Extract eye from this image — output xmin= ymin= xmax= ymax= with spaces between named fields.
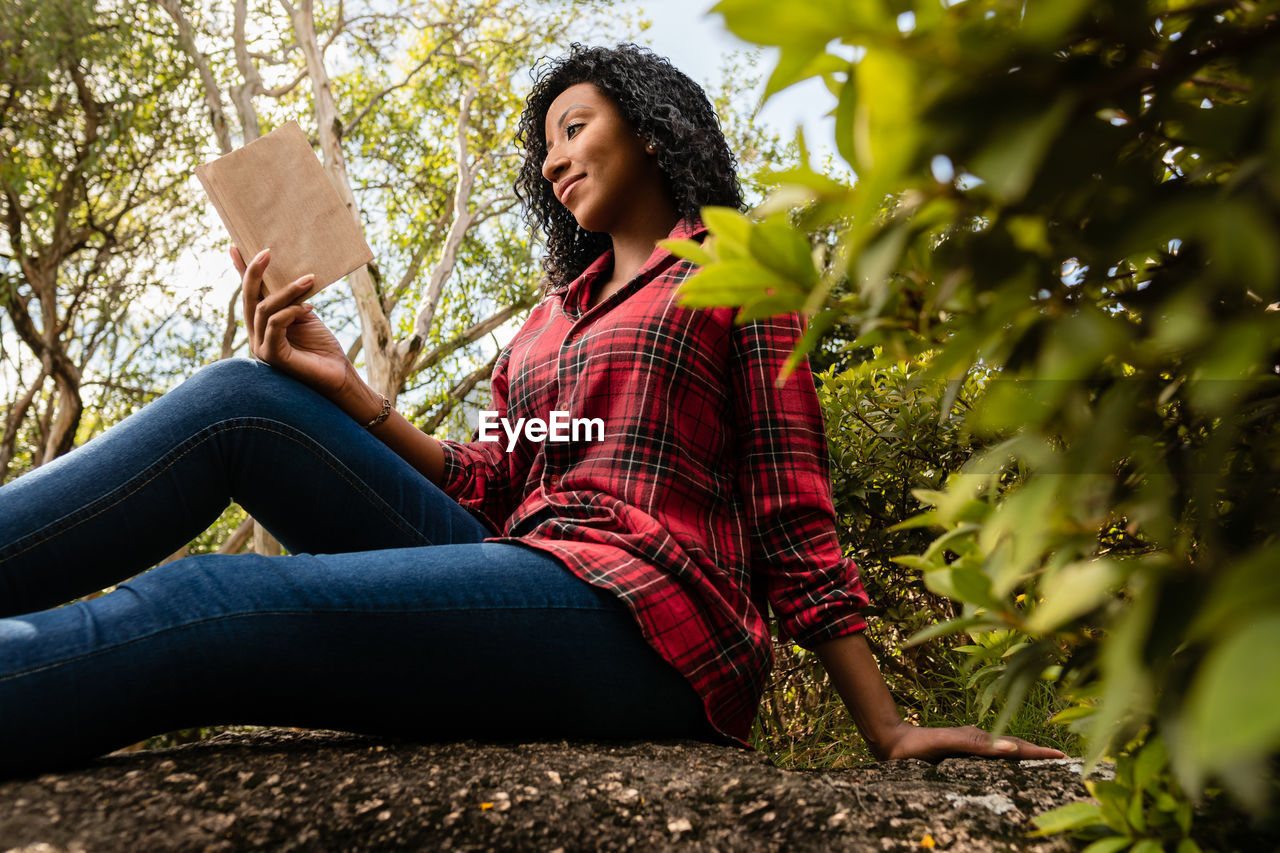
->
xmin=565 ymin=122 xmax=584 ymax=140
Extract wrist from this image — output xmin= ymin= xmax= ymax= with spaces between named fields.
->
xmin=328 ymin=365 xmax=384 ymax=424
xmin=867 ymin=718 xmax=914 ymax=761
xmin=363 ymin=394 xmax=392 ymax=429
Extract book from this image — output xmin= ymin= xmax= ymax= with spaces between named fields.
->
xmin=195 ymin=120 xmax=374 ymax=301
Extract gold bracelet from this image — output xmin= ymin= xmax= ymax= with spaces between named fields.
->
xmin=364 ymin=395 xmax=392 ymax=429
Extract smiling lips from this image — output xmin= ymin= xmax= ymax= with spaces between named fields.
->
xmin=557 ymin=174 xmax=585 ymax=204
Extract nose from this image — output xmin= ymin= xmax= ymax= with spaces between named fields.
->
xmin=542 ymin=146 xmax=568 ymax=184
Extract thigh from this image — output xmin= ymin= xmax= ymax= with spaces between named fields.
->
xmin=0 ymin=543 xmax=710 ymax=777
xmin=0 ymin=358 xmax=492 ymax=615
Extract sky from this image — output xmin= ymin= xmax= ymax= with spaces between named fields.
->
xmin=637 ymin=0 xmax=836 ymax=151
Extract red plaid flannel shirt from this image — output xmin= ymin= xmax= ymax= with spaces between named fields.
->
xmin=438 ymin=218 xmax=868 ymax=743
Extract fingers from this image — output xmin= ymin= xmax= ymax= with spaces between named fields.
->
xmin=254 ymin=274 xmax=315 ymax=330
xmin=252 ymin=275 xmax=316 ymax=360
xmin=256 ymin=301 xmax=314 ymax=363
xmin=996 ymin=736 xmax=1068 ymax=760
xmin=239 ymin=249 xmax=313 ymax=360
xmin=240 ymin=247 xmax=270 ymax=348
xmin=889 ymin=725 xmax=1069 ymax=762
xmin=965 ymin=728 xmax=1067 ymax=761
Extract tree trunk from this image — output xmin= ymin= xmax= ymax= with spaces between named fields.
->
xmin=253 ymin=524 xmax=283 ymax=556
xmin=288 ymin=0 xmax=396 ymax=399
xmin=41 ymin=372 xmax=82 ymax=462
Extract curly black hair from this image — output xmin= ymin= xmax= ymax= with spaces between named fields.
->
xmin=515 ymin=43 xmax=744 ymax=291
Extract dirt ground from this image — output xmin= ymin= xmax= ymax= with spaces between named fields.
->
xmin=0 ymin=729 xmax=1271 ymax=851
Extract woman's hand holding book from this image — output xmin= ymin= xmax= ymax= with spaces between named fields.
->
xmin=232 ymin=245 xmax=383 ymax=425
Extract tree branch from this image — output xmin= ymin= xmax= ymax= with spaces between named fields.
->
xmin=155 ymin=0 xmax=234 ymax=153
xmin=417 ymin=348 xmax=499 ymax=430
xmin=409 ymin=298 xmax=531 ymax=377
xmin=402 ymin=80 xmax=480 ymax=359
xmin=344 ymin=38 xmax=450 ymax=138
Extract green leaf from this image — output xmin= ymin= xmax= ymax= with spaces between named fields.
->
xmin=851 ymin=47 xmax=918 ymax=179
xmin=905 ymin=616 xmax=986 ymax=647
xmin=922 ymin=566 xmax=961 ymax=600
xmin=1126 ymin=787 xmax=1146 ymax=834
xmin=832 ymin=55 xmax=859 ymax=171
xmin=1130 ymin=840 xmax=1164 ymax=853
xmin=764 ymin=46 xmax=849 ymax=100
xmin=659 ymin=238 xmax=714 ymax=267
xmin=1031 ymin=801 xmax=1105 ymax=835
xmin=1207 ymin=200 xmax=1280 ymax=297
xmin=676 ymin=260 xmax=795 ymax=308
xmin=923 ymin=522 xmax=982 ymax=561
xmin=855 ymin=222 xmax=909 ymax=313
xmin=991 ymin=646 xmax=1048 ymax=736
xmin=891 ymin=554 xmax=937 ymax=572
xmin=1184 ymin=615 xmax=1280 ymax=768
xmin=1026 ymin=559 xmax=1127 ymax=634
xmin=712 ymin=0 xmax=891 ymax=49
xmin=1090 ymin=780 xmax=1132 ymax=835
xmin=1175 ymin=799 xmax=1192 ymax=835
xmin=951 ymin=566 xmax=1001 ymax=610
xmin=888 ymin=510 xmax=941 ymax=532
xmin=1080 ymin=838 xmax=1133 ymax=853
xmin=970 ymin=96 xmax=1074 ymax=202
xmin=736 ymin=291 xmax=809 ymax=321
xmin=748 ymin=218 xmax=818 ymax=286
xmin=1187 ymin=544 xmax=1280 ymax=643
xmin=780 ymin=305 xmax=837 ymax=380
xmin=1132 ymin=737 xmax=1167 ymax=797
xmin=1020 ymin=0 xmax=1095 ymax=46
xmin=1050 ymin=704 xmax=1096 ymax=724
xmin=700 ymin=206 xmax=754 ymax=256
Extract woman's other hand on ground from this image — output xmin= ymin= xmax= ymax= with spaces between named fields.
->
xmin=232 ymin=246 xmax=377 ymax=418
xmin=873 ymin=722 xmax=1068 ymax=762
xmin=812 ymin=633 xmax=1069 ymax=765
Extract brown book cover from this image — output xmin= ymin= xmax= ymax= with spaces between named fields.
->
xmin=195 ymin=120 xmax=374 ymax=301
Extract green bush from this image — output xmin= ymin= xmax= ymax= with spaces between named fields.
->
xmin=753 ymin=354 xmax=1077 ymax=765
xmin=676 ymin=0 xmax=1280 ymax=824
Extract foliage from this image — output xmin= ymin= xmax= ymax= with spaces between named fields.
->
xmin=820 ymin=357 xmax=975 ymax=713
xmin=675 ymin=0 xmax=1280 ymax=818
xmin=753 ymin=352 xmax=1077 ymax=765
xmin=1033 ymin=737 xmax=1203 ymax=853
xmin=0 ymin=0 xmax=206 ymax=477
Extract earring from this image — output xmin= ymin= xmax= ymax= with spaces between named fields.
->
xmin=645 ymin=141 xmax=657 ymax=154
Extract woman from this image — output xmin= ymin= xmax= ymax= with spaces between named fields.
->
xmin=0 ymin=44 xmax=1063 ymax=776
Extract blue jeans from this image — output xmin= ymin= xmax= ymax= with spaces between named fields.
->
xmin=0 ymin=359 xmax=709 ymax=776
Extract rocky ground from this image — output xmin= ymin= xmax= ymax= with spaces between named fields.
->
xmin=0 ymin=729 xmax=1271 ymax=851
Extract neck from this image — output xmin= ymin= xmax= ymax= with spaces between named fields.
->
xmin=607 ymin=212 xmax=680 ymax=285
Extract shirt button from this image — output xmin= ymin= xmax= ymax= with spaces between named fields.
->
xmin=549 ymin=475 xmax=561 ymax=489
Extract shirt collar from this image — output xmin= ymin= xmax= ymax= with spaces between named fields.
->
xmin=566 ymin=217 xmax=709 ymax=314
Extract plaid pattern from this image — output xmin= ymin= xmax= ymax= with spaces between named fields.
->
xmin=438 ymin=219 xmax=868 ymax=743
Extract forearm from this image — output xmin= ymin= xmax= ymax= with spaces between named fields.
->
xmin=366 ymin=410 xmax=446 ymax=483
xmin=811 ymin=632 xmax=907 ymax=760
xmin=327 ymin=365 xmax=447 ymax=485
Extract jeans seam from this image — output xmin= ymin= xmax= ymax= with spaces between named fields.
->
xmin=0 ymin=604 xmax=621 ymax=681
xmin=0 ymin=418 xmax=431 ymax=565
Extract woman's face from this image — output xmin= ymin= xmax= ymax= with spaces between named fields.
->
xmin=541 ymin=82 xmax=667 ymax=236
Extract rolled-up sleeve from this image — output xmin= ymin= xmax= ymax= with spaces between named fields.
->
xmin=729 ymin=311 xmax=869 ymax=647
xmin=437 ymin=346 xmax=518 ymax=533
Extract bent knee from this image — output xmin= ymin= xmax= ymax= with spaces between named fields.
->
xmin=187 ymin=357 xmax=266 ymax=391
xmin=178 ymin=358 xmax=321 ymax=419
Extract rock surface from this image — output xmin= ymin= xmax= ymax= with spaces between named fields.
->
xmin=0 ymin=729 xmax=1132 ymax=851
